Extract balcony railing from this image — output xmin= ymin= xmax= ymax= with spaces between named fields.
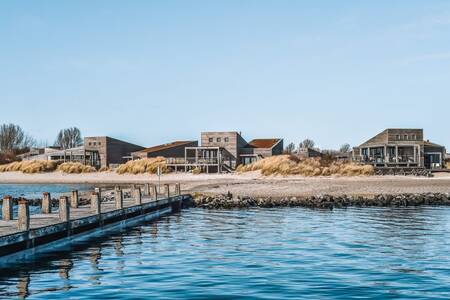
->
xmin=353 ymin=155 xmax=418 ymax=164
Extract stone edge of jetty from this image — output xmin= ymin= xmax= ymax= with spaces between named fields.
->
xmin=191 ymin=193 xmax=450 ymax=209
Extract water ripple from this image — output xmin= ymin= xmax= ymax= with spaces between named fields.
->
xmin=1 ymin=207 xmax=450 ymax=299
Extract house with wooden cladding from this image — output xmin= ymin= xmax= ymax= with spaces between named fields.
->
xmin=352 ymin=129 xmax=446 ymax=170
xmin=182 ymin=132 xmax=283 ymax=173
xmin=131 ymin=141 xmax=198 ymax=169
xmin=83 ymin=136 xmax=145 ymax=168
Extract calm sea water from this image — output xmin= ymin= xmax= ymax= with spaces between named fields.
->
xmin=0 ymin=184 xmax=94 ymax=217
xmin=0 ymin=184 xmax=93 ymax=199
xmin=1 ymin=207 xmax=450 ymax=299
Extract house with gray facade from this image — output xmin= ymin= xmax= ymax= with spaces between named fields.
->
xmin=352 ymin=128 xmax=446 ymax=170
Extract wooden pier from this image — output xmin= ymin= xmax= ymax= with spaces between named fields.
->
xmin=0 ymin=183 xmax=190 ymax=263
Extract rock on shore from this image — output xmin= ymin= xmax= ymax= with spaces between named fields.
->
xmin=193 ymin=193 xmax=450 ymax=209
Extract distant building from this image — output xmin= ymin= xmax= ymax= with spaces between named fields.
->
xmin=180 ymin=132 xmax=283 ymax=173
xmin=17 ymin=147 xmax=60 ymax=161
xmin=352 ymin=129 xmax=446 ymax=170
xmin=297 ymin=147 xmax=322 ymax=159
xmin=132 ymin=140 xmax=198 ymax=164
xmin=84 ymin=136 xmax=144 ymax=168
xmin=18 ymin=136 xmax=144 ymax=169
xmin=240 ymin=139 xmax=284 ymax=165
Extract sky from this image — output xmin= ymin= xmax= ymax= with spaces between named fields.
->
xmin=1 ymin=1 xmax=450 ymax=150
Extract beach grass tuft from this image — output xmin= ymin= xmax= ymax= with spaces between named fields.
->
xmin=116 ymin=157 xmax=167 ymax=175
xmin=57 ymin=162 xmax=96 ymax=173
xmin=236 ymin=155 xmax=374 ymax=176
xmin=0 ymin=160 xmax=59 ymax=173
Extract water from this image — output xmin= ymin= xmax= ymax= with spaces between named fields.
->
xmin=1 ymin=207 xmax=450 ymax=299
xmin=0 ymin=184 xmax=93 ymax=199
xmin=0 ymin=184 xmax=94 ymax=217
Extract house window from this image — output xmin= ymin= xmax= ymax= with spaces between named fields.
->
xmin=88 ymin=142 xmax=91 ymax=146
xmin=224 ymin=137 xmax=229 ymax=142
xmin=98 ymin=142 xmax=101 ymax=145
xmin=93 ymin=142 xmax=97 ymax=146
xmin=396 ymin=135 xmax=400 ymax=140
xmin=217 ymin=137 xmax=221 ymax=142
xmin=209 ymin=138 xmax=213 ymax=143
xmin=412 ymin=134 xmax=416 ymax=140
xmin=404 ymin=135 xmax=408 ymax=140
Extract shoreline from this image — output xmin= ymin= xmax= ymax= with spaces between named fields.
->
xmin=1 ymin=171 xmax=450 ymax=198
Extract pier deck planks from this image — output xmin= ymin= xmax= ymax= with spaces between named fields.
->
xmin=0 ymin=196 xmax=159 ymax=237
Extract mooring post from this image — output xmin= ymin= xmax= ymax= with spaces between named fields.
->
xmin=115 ymin=186 xmax=123 ymax=209
xmin=152 ymin=185 xmax=158 ymax=200
xmin=91 ymin=192 xmax=101 ymax=214
xmin=144 ymin=183 xmax=151 ymax=196
xmin=59 ymin=196 xmax=70 ymax=222
xmin=18 ymin=198 xmax=30 ymax=231
xmin=176 ymin=183 xmax=181 ymax=195
xmin=42 ymin=192 xmax=52 ymax=214
xmin=134 ymin=186 xmax=142 ymax=205
xmin=165 ymin=184 xmax=170 ymax=198
xmin=95 ymin=187 xmax=102 ymax=201
xmin=2 ymin=195 xmax=13 ymax=221
xmin=71 ymin=190 xmax=79 ymax=208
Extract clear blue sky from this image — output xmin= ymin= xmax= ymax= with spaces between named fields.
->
xmin=1 ymin=1 xmax=450 ymax=149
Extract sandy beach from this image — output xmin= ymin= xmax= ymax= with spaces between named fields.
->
xmin=1 ymin=171 xmax=450 ymax=197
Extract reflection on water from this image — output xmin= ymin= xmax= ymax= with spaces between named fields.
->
xmin=1 ymin=207 xmax=450 ymax=299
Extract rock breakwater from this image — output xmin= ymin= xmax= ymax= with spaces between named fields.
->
xmin=193 ymin=193 xmax=450 ymax=209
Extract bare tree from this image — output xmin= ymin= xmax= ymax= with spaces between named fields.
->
xmin=299 ymin=138 xmax=315 ymax=149
xmin=0 ymin=123 xmax=35 ymax=154
xmin=284 ymin=142 xmax=296 ymax=154
xmin=54 ymin=127 xmax=83 ymax=149
xmin=339 ymin=143 xmax=351 ymax=153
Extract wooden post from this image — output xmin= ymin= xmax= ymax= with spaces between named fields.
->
xmin=91 ymin=192 xmax=101 ymax=214
xmin=2 ymin=195 xmax=13 ymax=221
xmin=18 ymin=198 xmax=30 ymax=231
xmin=144 ymin=183 xmax=151 ymax=196
xmin=115 ymin=187 xmax=123 ymax=209
xmin=42 ymin=192 xmax=52 ymax=214
xmin=134 ymin=186 xmax=142 ymax=205
xmin=152 ymin=185 xmax=158 ymax=200
xmin=71 ymin=190 xmax=79 ymax=208
xmin=164 ymin=184 xmax=170 ymax=198
xmin=95 ymin=187 xmax=102 ymax=200
xmin=59 ymin=196 xmax=70 ymax=222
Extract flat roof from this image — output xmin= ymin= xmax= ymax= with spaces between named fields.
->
xmin=246 ymin=139 xmax=281 ymax=149
xmin=136 ymin=141 xmax=196 ymax=154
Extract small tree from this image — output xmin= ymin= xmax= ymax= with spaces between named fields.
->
xmin=284 ymin=142 xmax=296 ymax=154
xmin=54 ymin=127 xmax=83 ymax=149
xmin=299 ymin=138 xmax=315 ymax=149
xmin=0 ymin=123 xmax=35 ymax=154
xmin=339 ymin=143 xmax=351 ymax=153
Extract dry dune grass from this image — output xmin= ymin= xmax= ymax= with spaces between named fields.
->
xmin=0 ymin=160 xmax=58 ymax=174
xmin=236 ymin=155 xmax=374 ymax=177
xmin=116 ymin=157 xmax=167 ymax=175
xmin=57 ymin=162 xmax=96 ymax=174
xmin=98 ymin=166 xmax=112 ymax=172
